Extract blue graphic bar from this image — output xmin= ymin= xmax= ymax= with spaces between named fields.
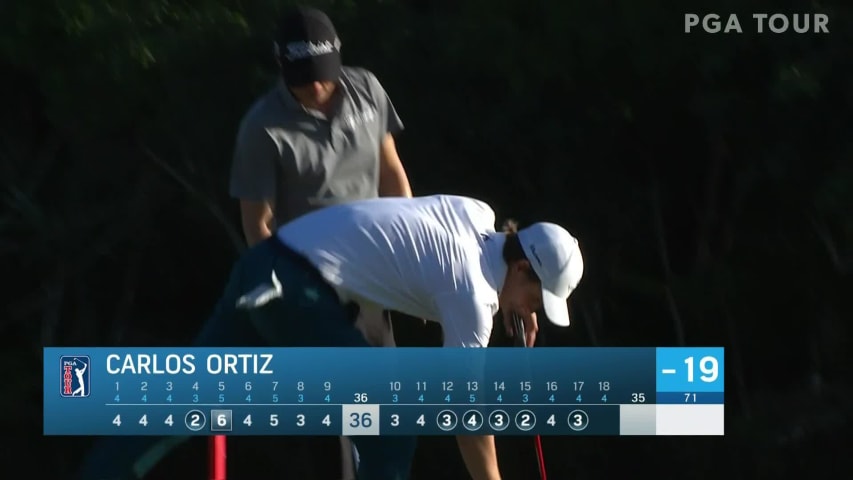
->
xmin=44 ymin=347 xmax=724 ymax=436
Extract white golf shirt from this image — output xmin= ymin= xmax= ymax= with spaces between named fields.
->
xmin=277 ymin=195 xmax=507 ymax=347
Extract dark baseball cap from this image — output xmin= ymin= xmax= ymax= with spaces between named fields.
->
xmin=275 ymin=7 xmax=342 ymax=87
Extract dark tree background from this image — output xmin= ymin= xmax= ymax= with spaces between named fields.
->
xmin=2 ymin=0 xmax=851 ymax=478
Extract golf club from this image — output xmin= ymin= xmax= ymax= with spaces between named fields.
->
xmin=513 ymin=313 xmax=547 ymax=480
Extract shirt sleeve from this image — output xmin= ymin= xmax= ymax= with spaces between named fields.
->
xmin=229 ymin=118 xmax=280 ymax=202
xmin=473 ymin=201 xmax=497 ymax=233
xmin=433 ymin=292 xmax=496 ymax=348
xmin=368 ymin=72 xmax=404 ymax=136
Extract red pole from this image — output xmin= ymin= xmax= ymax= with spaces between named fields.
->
xmin=208 ymin=435 xmax=227 ymax=480
xmin=534 ymin=435 xmax=546 ymax=480
xmin=513 ymin=315 xmax=547 ymax=480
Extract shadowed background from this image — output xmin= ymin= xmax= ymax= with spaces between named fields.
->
xmin=2 ymin=0 xmax=851 ymax=478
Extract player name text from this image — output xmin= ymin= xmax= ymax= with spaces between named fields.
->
xmin=106 ymin=353 xmax=275 ymax=375
xmin=685 ymin=13 xmax=829 ymax=33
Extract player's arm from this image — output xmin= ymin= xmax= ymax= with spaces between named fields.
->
xmin=369 ymin=71 xmax=411 ymax=198
xmin=456 ymin=435 xmax=501 ymax=480
xmin=239 ymin=201 xmax=274 ymax=247
xmin=378 ymin=133 xmax=412 ymax=198
xmin=230 ymin=120 xmax=280 ymax=246
xmin=434 ymin=293 xmax=500 ymax=478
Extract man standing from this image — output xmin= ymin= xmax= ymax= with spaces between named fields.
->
xmin=77 ymin=194 xmax=585 ymax=480
xmin=230 ymin=5 xmax=412 ymax=243
xmin=228 ymin=6 xmax=414 ymax=477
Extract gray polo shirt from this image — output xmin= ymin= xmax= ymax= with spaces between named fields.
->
xmin=230 ymin=67 xmax=404 ymax=226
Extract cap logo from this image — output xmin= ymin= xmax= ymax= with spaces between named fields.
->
xmin=529 ymin=244 xmax=543 ymax=267
xmin=280 ymin=38 xmax=341 ymax=61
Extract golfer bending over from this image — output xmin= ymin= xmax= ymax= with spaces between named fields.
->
xmin=78 ymin=194 xmax=583 ymax=480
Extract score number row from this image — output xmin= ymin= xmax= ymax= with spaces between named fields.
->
xmin=100 ymin=404 xmax=609 ymax=436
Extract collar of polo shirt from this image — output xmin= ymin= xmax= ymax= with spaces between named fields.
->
xmin=278 ymin=78 xmax=346 ymax=120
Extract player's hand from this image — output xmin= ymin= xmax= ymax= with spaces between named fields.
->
xmin=503 ymin=310 xmax=538 ymax=347
xmin=521 ymin=311 xmax=538 ymax=347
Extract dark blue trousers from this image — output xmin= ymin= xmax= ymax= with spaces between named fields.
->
xmin=77 ymin=238 xmax=417 ymax=480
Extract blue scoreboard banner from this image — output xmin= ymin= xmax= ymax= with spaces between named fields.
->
xmin=45 ymin=347 xmax=724 ymax=436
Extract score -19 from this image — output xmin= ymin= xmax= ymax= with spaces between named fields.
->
xmin=684 ymin=356 xmax=719 ymax=382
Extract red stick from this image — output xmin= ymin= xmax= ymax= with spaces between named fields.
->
xmin=513 ymin=314 xmax=547 ymax=480
xmin=209 ymin=435 xmax=227 ymax=480
xmin=534 ymin=435 xmax=546 ymax=480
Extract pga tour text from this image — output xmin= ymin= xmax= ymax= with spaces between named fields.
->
xmin=105 ymin=353 xmax=275 ymax=375
xmin=685 ymin=13 xmax=829 ymax=33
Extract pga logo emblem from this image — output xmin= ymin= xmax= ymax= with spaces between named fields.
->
xmin=61 ymin=355 xmax=91 ymax=398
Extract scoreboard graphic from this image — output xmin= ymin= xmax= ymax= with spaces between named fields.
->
xmin=44 ymin=347 xmax=724 ymax=436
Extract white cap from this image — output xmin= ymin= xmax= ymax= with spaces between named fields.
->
xmin=516 ymin=223 xmax=584 ymax=327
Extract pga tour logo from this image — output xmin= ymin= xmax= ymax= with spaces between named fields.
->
xmin=60 ymin=355 xmax=90 ymax=398
xmin=685 ymin=13 xmax=829 ymax=33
